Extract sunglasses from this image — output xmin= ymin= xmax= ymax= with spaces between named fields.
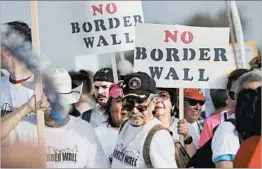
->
xmin=185 ymin=98 xmax=205 ymax=106
xmin=228 ymin=91 xmax=235 ymax=100
xmin=122 ymin=103 xmax=149 ymax=112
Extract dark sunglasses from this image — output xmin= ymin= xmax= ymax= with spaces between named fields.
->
xmin=185 ymin=98 xmax=205 ymax=106
xmin=122 ymin=103 xmax=149 ymax=112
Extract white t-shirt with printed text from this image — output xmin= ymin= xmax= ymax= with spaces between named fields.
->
xmin=8 ymin=115 xmax=110 ymax=168
xmin=0 ymin=75 xmax=34 ymax=117
xmin=211 ymin=114 xmax=240 ymax=163
xmin=111 ymin=118 xmax=177 ymax=168
xmin=94 ymin=125 xmax=119 ymax=165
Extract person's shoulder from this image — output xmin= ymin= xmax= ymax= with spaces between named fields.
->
xmin=213 ymin=119 xmax=236 ymax=141
xmin=216 ymin=120 xmax=235 ymax=133
xmin=151 ymin=124 xmax=173 ymax=140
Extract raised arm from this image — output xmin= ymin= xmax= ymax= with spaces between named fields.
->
xmin=1 ymin=95 xmax=50 ymax=142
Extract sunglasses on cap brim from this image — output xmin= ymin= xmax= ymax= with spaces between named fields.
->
xmin=184 ymin=98 xmax=205 ymax=106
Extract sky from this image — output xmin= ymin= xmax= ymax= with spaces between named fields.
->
xmin=1 ymin=1 xmax=262 ymax=71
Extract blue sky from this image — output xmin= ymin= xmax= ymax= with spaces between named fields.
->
xmin=1 ymin=1 xmax=261 ymax=71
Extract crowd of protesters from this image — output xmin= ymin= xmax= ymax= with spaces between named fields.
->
xmin=1 ymin=21 xmax=261 ymax=168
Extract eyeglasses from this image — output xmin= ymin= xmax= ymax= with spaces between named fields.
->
xmin=185 ymin=98 xmax=205 ymax=106
xmin=228 ymin=91 xmax=235 ymax=100
xmin=157 ymin=92 xmax=171 ymax=101
xmin=122 ymin=103 xmax=149 ymax=112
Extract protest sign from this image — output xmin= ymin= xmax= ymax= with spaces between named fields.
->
xmin=229 ymin=41 xmax=258 ymax=69
xmin=134 ymin=23 xmax=236 ymax=89
xmin=70 ymin=1 xmax=144 ymax=56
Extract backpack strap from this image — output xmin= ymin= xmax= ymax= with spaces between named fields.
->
xmin=220 ymin=111 xmax=228 ymax=122
xmin=143 ymin=124 xmax=171 ymax=168
xmin=69 ymin=105 xmax=81 ymax=117
xmin=81 ymin=109 xmax=92 ymax=122
xmin=224 ymin=112 xmax=228 ymax=121
xmin=119 ymin=119 xmax=128 ymax=134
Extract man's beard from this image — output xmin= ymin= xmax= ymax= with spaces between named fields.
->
xmin=96 ymin=95 xmax=108 ymax=107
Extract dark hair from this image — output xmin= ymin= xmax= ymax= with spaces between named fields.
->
xmin=235 ymin=86 xmax=261 ymax=140
xmin=157 ymin=88 xmax=177 ymax=116
xmin=4 ymin=21 xmax=31 ymax=42
xmin=226 ymin=69 xmax=249 ymax=90
xmin=249 ymin=56 xmax=261 ymax=71
xmin=210 ymin=89 xmax=227 ymax=109
xmin=104 ymin=97 xmax=118 ymax=128
xmin=93 ymin=67 xmax=115 ymax=82
xmin=69 ymin=70 xmax=93 ymax=94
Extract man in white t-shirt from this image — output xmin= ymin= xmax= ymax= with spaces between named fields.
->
xmin=111 ymin=72 xmax=177 ymax=168
xmin=82 ymin=68 xmax=114 ymax=127
xmin=1 ymin=21 xmax=35 ymax=118
xmin=1 ymin=68 xmax=110 ymax=168
xmin=212 ymin=70 xmax=261 ymax=168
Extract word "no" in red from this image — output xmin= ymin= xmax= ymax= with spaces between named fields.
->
xmin=91 ymin=3 xmax=118 ymax=16
xmin=164 ymin=30 xmax=194 ymax=44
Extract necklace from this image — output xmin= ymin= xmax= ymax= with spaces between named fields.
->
xmin=120 ymin=122 xmax=145 ymax=151
xmin=9 ymin=76 xmax=32 ymax=84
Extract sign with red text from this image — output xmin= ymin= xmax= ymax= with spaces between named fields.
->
xmin=70 ymin=1 xmax=144 ymax=56
xmin=133 ymin=23 xmax=236 ymax=89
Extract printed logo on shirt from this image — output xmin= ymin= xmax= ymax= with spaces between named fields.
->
xmin=46 ymin=145 xmax=77 ymax=163
xmin=112 ymin=143 xmax=140 ymax=167
xmin=1 ymin=103 xmax=15 ymax=118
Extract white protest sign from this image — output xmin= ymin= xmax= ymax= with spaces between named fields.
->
xmin=134 ymin=23 xmax=236 ymax=89
xmin=70 ymin=1 xmax=144 ymax=56
xmin=229 ymin=41 xmax=258 ymax=69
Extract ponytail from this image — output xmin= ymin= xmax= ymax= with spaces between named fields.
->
xmin=235 ymin=86 xmax=261 ymax=140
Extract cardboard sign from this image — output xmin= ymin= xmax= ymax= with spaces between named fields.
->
xmin=133 ymin=23 xmax=236 ymax=89
xmin=229 ymin=41 xmax=258 ymax=69
xmin=70 ymin=1 xmax=144 ymax=56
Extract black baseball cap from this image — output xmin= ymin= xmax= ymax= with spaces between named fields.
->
xmin=123 ymin=72 xmax=156 ymax=100
xmin=94 ymin=68 xmax=114 ymax=83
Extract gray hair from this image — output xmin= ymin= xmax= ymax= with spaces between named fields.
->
xmin=235 ymin=70 xmax=262 ymax=96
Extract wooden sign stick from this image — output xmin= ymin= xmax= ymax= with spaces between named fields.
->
xmin=179 ymin=88 xmax=184 ymax=146
xmin=29 ymin=0 xmax=46 ymax=162
xmin=111 ymin=53 xmax=119 ymax=83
